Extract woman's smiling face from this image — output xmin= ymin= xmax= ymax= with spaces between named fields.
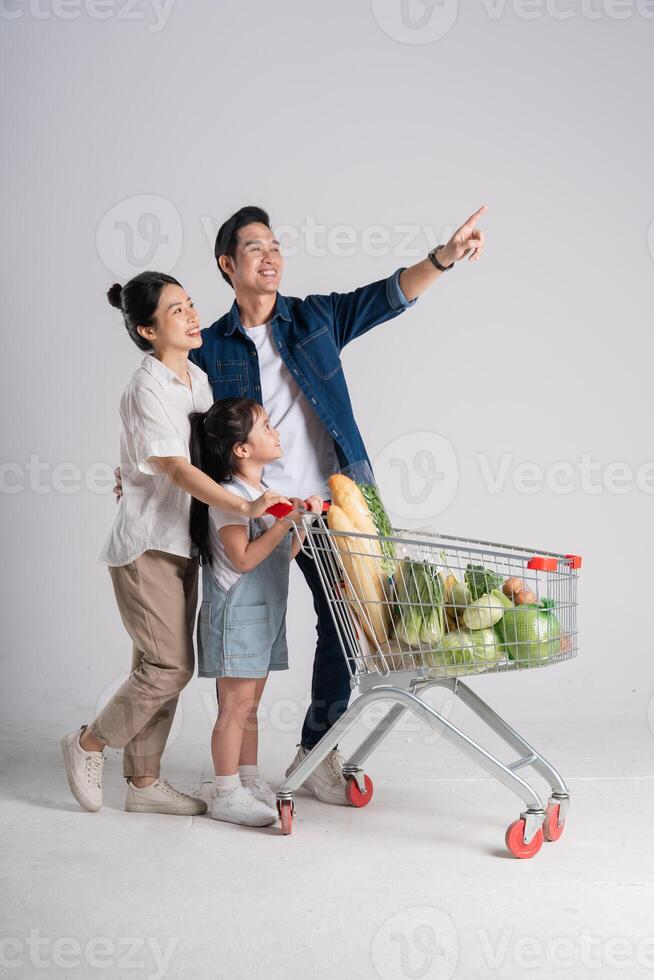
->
xmin=137 ymin=283 xmax=202 ymax=353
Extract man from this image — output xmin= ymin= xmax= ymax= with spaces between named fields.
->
xmin=189 ymin=204 xmax=486 ymax=804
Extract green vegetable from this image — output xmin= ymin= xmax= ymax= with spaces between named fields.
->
xmin=424 ymin=630 xmax=476 ymax=667
xmin=392 ymin=559 xmax=444 ymax=648
xmin=461 ymin=589 xmax=505 ymax=630
xmin=465 ymin=563 xmax=504 ymax=602
xmin=420 ymin=606 xmax=443 ymax=646
xmin=501 ymin=598 xmax=561 ymax=663
xmin=470 ymin=627 xmax=505 ymax=666
xmin=424 ymin=626 xmax=506 ymax=675
xmin=496 ymin=590 xmax=514 ymax=611
xmin=393 ymin=607 xmax=423 ymax=648
xmin=449 ymin=581 xmax=471 ymax=610
xmin=358 ymin=482 xmax=396 ymax=575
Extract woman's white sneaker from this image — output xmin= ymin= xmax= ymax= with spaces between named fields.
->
xmin=285 ymin=746 xmax=349 ymax=805
xmin=211 ymin=785 xmax=277 ymax=827
xmin=61 ymin=726 xmax=104 ymax=812
xmin=125 ymin=778 xmax=207 ymax=815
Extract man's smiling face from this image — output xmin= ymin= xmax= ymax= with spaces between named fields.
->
xmin=220 ymin=222 xmax=284 ymax=296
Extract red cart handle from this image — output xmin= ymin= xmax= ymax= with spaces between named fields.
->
xmin=266 ymin=500 xmax=331 ymax=519
xmin=527 ymin=554 xmax=583 ymax=571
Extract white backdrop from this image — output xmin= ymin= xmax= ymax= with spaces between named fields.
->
xmin=2 ymin=1 xmax=652 ymax=744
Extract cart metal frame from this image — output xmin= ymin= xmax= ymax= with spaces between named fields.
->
xmin=276 ymin=518 xmax=579 ymax=856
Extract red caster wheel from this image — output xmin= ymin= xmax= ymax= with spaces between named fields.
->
xmin=505 ymin=818 xmax=544 ymax=859
xmin=543 ymin=802 xmax=565 ymax=842
xmin=278 ymin=800 xmax=294 ymax=835
xmin=345 ymin=774 xmax=374 ymax=807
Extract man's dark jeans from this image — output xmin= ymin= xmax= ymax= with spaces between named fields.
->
xmin=293 ymin=514 xmax=354 ymax=750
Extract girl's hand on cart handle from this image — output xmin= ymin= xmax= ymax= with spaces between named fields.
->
xmin=248 ymin=489 xmax=292 ymax=519
xmin=304 ymin=495 xmax=324 ymax=516
xmin=266 ymin=497 xmax=330 ymax=519
xmin=288 ymin=497 xmax=310 ymax=524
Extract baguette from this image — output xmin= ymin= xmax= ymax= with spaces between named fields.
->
xmin=327 ymin=503 xmax=389 ymax=645
xmin=328 ymin=474 xmax=382 ymax=558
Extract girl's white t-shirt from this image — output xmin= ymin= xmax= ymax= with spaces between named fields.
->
xmin=246 ymin=322 xmax=340 ymax=500
xmin=208 ymin=476 xmax=277 ymax=591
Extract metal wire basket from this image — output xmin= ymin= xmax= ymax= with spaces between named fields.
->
xmin=298 ymin=517 xmax=580 ymax=683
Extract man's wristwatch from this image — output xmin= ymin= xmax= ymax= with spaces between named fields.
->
xmin=427 ymin=245 xmax=454 ymax=272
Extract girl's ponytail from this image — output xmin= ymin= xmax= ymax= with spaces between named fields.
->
xmin=189 ymin=411 xmax=212 ymax=566
xmin=188 ymin=397 xmax=262 ymax=567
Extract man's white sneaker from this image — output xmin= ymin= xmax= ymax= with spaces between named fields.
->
xmin=61 ymin=726 xmax=104 ymax=812
xmin=243 ymin=776 xmax=277 ymax=811
xmin=285 ymin=746 xmax=349 ymax=806
xmin=211 ymin=785 xmax=277 ymax=827
xmin=125 ymin=778 xmax=207 ymax=815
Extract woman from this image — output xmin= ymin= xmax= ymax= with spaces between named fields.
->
xmin=61 ymin=271 xmax=290 ymax=816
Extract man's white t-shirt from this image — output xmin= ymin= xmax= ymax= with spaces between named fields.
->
xmin=247 ymin=322 xmax=340 ymax=500
xmin=208 ymin=476 xmax=278 ymax=591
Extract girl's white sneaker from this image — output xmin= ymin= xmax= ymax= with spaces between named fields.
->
xmin=243 ymin=776 xmax=277 ymax=811
xmin=211 ymin=785 xmax=277 ymax=827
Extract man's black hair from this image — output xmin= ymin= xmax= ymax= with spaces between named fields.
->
xmin=214 ymin=205 xmax=272 ymax=288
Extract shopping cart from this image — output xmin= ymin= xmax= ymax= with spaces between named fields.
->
xmin=275 ymin=515 xmax=581 ymax=859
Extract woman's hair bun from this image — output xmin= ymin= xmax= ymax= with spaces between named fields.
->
xmin=107 ymin=282 xmax=123 ymax=309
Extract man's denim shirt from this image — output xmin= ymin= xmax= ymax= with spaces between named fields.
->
xmin=190 ymin=269 xmax=416 ymax=474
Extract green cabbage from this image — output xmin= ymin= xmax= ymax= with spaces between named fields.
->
xmin=461 ymin=589 xmax=506 ymax=630
xmin=470 ymin=627 xmax=505 ymax=666
xmin=423 ymin=630 xmax=477 ymax=674
xmin=500 ymin=599 xmax=561 ymax=663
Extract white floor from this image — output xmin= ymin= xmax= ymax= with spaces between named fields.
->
xmin=2 ymin=700 xmax=654 ymax=980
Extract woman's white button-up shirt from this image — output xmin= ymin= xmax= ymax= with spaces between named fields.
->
xmin=98 ymin=354 xmax=214 ymax=566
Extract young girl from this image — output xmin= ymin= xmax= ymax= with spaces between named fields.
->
xmin=189 ymin=399 xmax=322 ymax=827
xmin=61 ymin=271 xmax=291 ymax=816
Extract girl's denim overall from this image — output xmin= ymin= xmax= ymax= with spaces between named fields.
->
xmin=197 ymin=509 xmax=291 ymax=679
